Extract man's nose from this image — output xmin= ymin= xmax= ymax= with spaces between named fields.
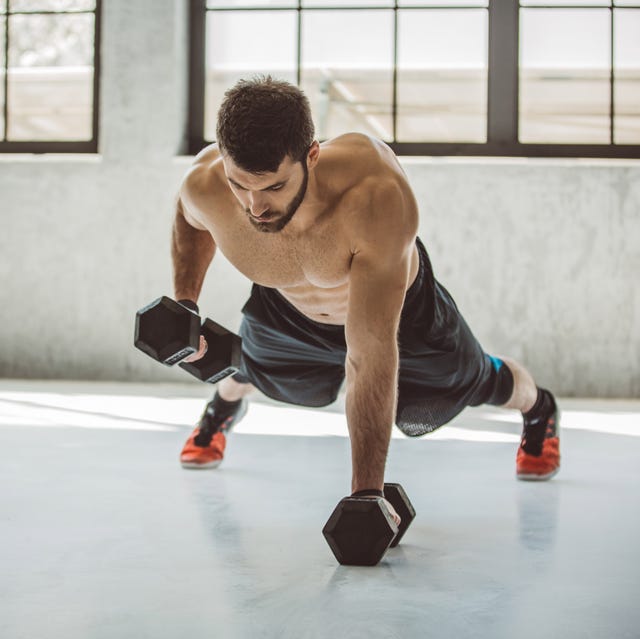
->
xmin=248 ymin=192 xmax=268 ymax=217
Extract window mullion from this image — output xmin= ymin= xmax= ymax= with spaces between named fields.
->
xmin=487 ymin=0 xmax=519 ymax=146
xmin=3 ymin=0 xmax=9 ymax=141
xmin=392 ymin=2 xmax=398 ymax=143
xmin=296 ymin=1 xmax=301 ymax=86
xmin=93 ymin=0 xmax=102 ymax=151
xmin=188 ymin=0 xmax=206 ymax=154
xmin=609 ymin=3 xmax=615 ymax=145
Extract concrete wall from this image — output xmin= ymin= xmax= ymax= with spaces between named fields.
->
xmin=1 ymin=0 xmax=638 ymax=398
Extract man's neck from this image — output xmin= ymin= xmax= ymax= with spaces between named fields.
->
xmin=281 ymin=171 xmax=326 ymax=237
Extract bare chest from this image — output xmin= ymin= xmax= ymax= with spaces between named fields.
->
xmin=217 ymin=224 xmax=349 ymax=285
xmin=209 ymin=215 xmax=353 ymax=322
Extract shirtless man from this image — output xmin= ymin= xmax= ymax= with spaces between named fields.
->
xmin=173 ymin=77 xmax=560 ymax=519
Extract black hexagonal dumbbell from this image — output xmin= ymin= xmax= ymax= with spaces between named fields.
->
xmin=134 ymin=296 xmax=242 ymax=384
xmin=322 ymin=483 xmax=416 ymax=566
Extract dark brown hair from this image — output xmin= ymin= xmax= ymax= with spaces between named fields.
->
xmin=216 ymin=76 xmax=315 ymax=174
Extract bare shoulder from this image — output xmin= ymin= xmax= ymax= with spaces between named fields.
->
xmin=327 ymin=136 xmax=418 ymax=257
xmin=323 ymin=132 xmax=399 ymax=174
xmin=351 ymin=177 xmax=418 ymax=258
xmin=178 ymin=143 xmax=228 ymax=224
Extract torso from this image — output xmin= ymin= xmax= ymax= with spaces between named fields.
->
xmin=181 ymin=134 xmax=419 ymax=325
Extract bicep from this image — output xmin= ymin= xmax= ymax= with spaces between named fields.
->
xmin=176 ymin=195 xmax=208 ymax=232
xmin=176 ymin=163 xmax=217 ymax=233
xmin=344 ymin=189 xmax=416 ymax=360
xmin=345 ymin=251 xmax=410 ymax=355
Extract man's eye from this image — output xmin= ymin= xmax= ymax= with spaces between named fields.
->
xmin=270 ymin=185 xmax=283 ymax=191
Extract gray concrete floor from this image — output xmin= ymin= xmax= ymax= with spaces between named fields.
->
xmin=1 ymin=380 xmax=639 ymax=639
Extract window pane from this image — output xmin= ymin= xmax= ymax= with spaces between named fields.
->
xmin=303 ymin=1 xmax=392 ymax=6
xmin=10 ymin=0 xmax=95 ymax=11
xmin=300 ymin=10 xmax=394 ymax=141
xmin=614 ymin=9 xmax=640 ymax=144
xmin=397 ymin=9 xmax=487 ymax=142
xmin=205 ymin=11 xmax=297 ymax=141
xmin=399 ymin=0 xmax=487 ymax=6
xmin=521 ymin=0 xmax=610 ymax=5
xmin=614 ymin=0 xmax=640 ymax=5
xmin=519 ymin=9 xmax=611 ymax=144
xmin=7 ymin=13 xmax=94 ymax=141
xmin=207 ymin=1 xmax=296 ymax=7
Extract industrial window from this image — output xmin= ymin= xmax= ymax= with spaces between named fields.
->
xmin=188 ymin=0 xmax=640 ymax=158
xmin=0 ymin=0 xmax=101 ymax=153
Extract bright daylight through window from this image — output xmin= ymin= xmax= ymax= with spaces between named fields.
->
xmin=189 ymin=0 xmax=640 ymax=157
xmin=0 ymin=0 xmax=100 ymax=153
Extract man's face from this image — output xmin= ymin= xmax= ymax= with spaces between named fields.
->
xmin=223 ymin=154 xmax=309 ymax=234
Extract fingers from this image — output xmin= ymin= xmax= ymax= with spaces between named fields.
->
xmin=183 ymin=335 xmax=208 ymax=363
xmin=383 ymin=498 xmax=401 ymax=527
xmin=357 ymin=495 xmax=401 ymax=526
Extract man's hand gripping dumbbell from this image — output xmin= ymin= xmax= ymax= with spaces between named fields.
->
xmin=134 ymin=296 xmax=242 ymax=384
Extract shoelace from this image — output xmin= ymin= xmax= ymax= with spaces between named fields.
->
xmin=521 ymin=415 xmax=553 ymax=456
xmin=193 ymin=406 xmax=233 ymax=447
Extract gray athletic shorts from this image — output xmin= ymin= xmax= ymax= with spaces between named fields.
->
xmin=235 ymin=237 xmax=513 ymax=436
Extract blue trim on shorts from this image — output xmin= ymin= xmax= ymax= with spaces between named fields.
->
xmin=488 ymin=355 xmax=503 ymax=372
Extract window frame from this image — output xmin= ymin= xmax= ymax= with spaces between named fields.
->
xmin=0 ymin=0 xmax=102 ymax=154
xmin=188 ymin=0 xmax=640 ymax=158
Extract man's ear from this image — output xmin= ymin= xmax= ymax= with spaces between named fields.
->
xmin=306 ymin=140 xmax=320 ymax=169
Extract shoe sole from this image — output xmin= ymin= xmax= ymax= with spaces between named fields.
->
xmin=180 ymin=459 xmax=223 ymax=470
xmin=517 ymin=466 xmax=560 ymax=481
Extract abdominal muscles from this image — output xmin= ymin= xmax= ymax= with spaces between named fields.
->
xmin=277 ymin=281 xmax=350 ymax=325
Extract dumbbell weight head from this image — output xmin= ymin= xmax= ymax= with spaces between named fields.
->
xmin=384 ymin=483 xmax=416 ymax=548
xmin=134 ymin=296 xmax=200 ymax=366
xmin=322 ymin=496 xmax=399 ymax=566
xmin=179 ymin=318 xmax=243 ymax=383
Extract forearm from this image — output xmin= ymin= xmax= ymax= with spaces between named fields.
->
xmin=171 ymin=203 xmax=216 ymax=302
xmin=345 ymin=347 xmax=399 ymax=493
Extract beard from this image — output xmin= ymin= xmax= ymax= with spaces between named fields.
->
xmin=246 ymin=161 xmax=309 ymax=234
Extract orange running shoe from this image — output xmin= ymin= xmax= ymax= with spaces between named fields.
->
xmin=516 ymin=390 xmax=560 ymax=481
xmin=180 ymin=397 xmax=248 ymax=469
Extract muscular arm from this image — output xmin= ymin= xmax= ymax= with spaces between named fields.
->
xmin=171 ymin=195 xmax=216 ymax=303
xmin=345 ymin=179 xmax=418 ymax=493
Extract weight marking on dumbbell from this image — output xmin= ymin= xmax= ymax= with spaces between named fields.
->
xmin=207 ymin=367 xmax=241 ymax=384
xmin=164 ymin=346 xmax=197 ymax=367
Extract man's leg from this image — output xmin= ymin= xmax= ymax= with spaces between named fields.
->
xmin=179 ymin=374 xmax=253 ymax=469
xmin=499 ymin=356 xmax=561 ymax=481
xmin=180 ymin=282 xmax=347 ymax=468
xmin=499 ymin=356 xmax=537 ymax=412
xmin=218 ymin=374 xmax=254 ymax=402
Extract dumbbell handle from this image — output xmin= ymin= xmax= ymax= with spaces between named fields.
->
xmin=350 ymin=484 xmax=415 ymax=547
xmin=384 ymin=483 xmax=416 ymax=548
xmin=179 ymin=317 xmax=242 ymax=383
xmin=162 ymin=302 xmax=243 ymax=383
